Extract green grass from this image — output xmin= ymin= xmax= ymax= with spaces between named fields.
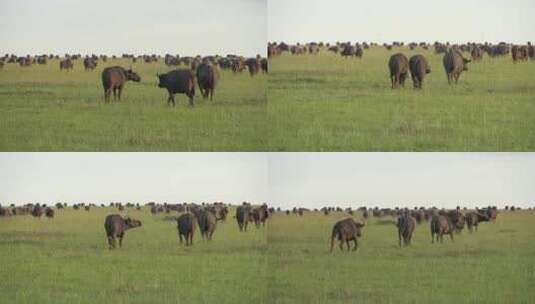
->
xmin=268 ymin=47 xmax=535 ymax=151
xmin=0 ymin=59 xmax=266 ymax=151
xmin=1 ymin=208 xmax=534 ymax=303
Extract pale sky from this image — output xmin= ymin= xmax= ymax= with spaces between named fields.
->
xmin=268 ymin=0 xmax=534 ymax=44
xmin=0 ymin=0 xmax=266 ymax=57
xmin=1 ymin=153 xmax=534 ymax=209
xmin=268 ymin=153 xmax=535 ymax=209
xmin=0 ymin=153 xmax=268 ymax=205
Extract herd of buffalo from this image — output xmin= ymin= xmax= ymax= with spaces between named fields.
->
xmin=0 ymin=53 xmax=268 ymax=106
xmin=269 ymin=41 xmax=534 ymax=89
xmin=1 ymin=201 xmax=528 ymax=251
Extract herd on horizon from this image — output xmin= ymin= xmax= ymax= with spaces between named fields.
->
xmin=0 ymin=201 xmax=528 ymax=251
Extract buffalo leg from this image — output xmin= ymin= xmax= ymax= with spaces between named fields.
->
xmin=189 ymin=232 xmax=193 ymax=246
xmin=107 ymin=236 xmax=115 ymax=249
xmin=352 ymin=239 xmax=358 ymax=251
xmin=188 ymin=93 xmax=194 ymax=106
xmin=112 ymin=88 xmax=117 ymax=101
xmin=118 ymin=85 xmax=123 ymax=101
xmin=179 ymin=233 xmax=183 ymax=244
xmin=118 ymin=233 xmax=124 ymax=247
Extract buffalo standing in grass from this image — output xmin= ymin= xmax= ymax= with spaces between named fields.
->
xmin=45 ymin=207 xmax=54 ymax=219
xmin=177 ymin=213 xmax=196 ymax=246
xmin=397 ymin=213 xmax=416 ymax=247
xmin=409 ymin=55 xmax=431 ymax=89
xmin=236 ymin=204 xmax=251 ymax=232
xmin=195 ymin=209 xmax=217 ymax=240
xmin=83 ymin=58 xmax=97 ymax=71
xmin=157 ymin=70 xmax=196 ymax=106
xmin=330 ymin=218 xmax=365 ymax=252
xmin=388 ymin=53 xmax=409 ymax=89
xmin=196 ymin=62 xmax=218 ymax=101
xmin=104 ymin=214 xmax=142 ymax=249
xmin=59 ymin=59 xmax=73 ymax=71
xmin=430 ymin=215 xmax=453 ymax=243
xmin=443 ymin=50 xmax=470 ymax=85
xmin=252 ymin=204 xmax=269 ymax=228
xmin=466 ymin=212 xmax=489 ymax=232
xmin=101 ymin=66 xmax=141 ymax=102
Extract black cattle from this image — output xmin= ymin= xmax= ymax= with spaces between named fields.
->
xmin=104 ymin=214 xmax=142 ymax=249
xmin=409 ymin=55 xmax=431 ymax=89
xmin=177 ymin=213 xmax=196 ymax=246
xmin=236 ymin=204 xmax=251 ymax=232
xmin=157 ymin=70 xmax=196 ymax=106
xmin=443 ymin=50 xmax=470 ymax=85
xmin=196 ymin=62 xmax=218 ymax=101
xmin=45 ymin=207 xmax=54 ymax=219
xmin=388 ymin=53 xmax=409 ymax=89
xmin=59 ymin=59 xmax=73 ymax=71
xmin=397 ymin=213 xmax=416 ymax=247
xmin=101 ymin=66 xmax=141 ymax=102
xmin=83 ymin=58 xmax=97 ymax=70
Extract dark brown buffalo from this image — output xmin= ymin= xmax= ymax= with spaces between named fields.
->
xmin=45 ymin=207 xmax=54 ymax=218
xmin=409 ymin=55 xmax=431 ymax=89
xmin=83 ymin=57 xmax=97 ymax=71
xmin=59 ymin=59 xmax=73 ymax=71
xmin=245 ymin=57 xmax=260 ymax=76
xmin=443 ymin=50 xmax=470 ymax=85
xmin=157 ymin=69 xmax=196 ymax=106
xmin=388 ymin=53 xmax=409 ymax=89
xmin=397 ymin=213 xmax=416 ymax=247
xmin=101 ymin=66 xmax=141 ymax=102
xmin=430 ymin=215 xmax=453 ymax=243
xmin=330 ymin=218 xmax=365 ymax=252
xmin=252 ymin=204 xmax=269 ymax=228
xmin=104 ymin=214 xmax=142 ymax=249
xmin=196 ymin=62 xmax=218 ymax=100
xmin=177 ymin=213 xmax=196 ymax=246
xmin=236 ymin=204 xmax=251 ymax=232
xmin=260 ymin=58 xmax=268 ymax=73
xmin=195 ymin=209 xmax=217 ymax=240
xmin=512 ymin=45 xmax=529 ymax=62
xmin=31 ymin=205 xmax=43 ymax=218
xmin=471 ymin=46 xmax=484 ymax=61
xmin=446 ymin=210 xmax=466 ymax=233
xmin=466 ymin=211 xmax=489 ymax=232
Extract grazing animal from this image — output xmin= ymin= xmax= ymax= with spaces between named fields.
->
xmin=430 ymin=215 xmax=453 ymax=243
xmin=330 ymin=218 xmax=365 ymax=252
xmin=83 ymin=58 xmax=97 ymax=71
xmin=471 ymin=46 xmax=484 ymax=61
xmin=397 ymin=213 xmax=416 ymax=247
xmin=45 ymin=207 xmax=54 ymax=218
xmin=388 ymin=53 xmax=409 ymax=89
xmin=260 ymin=58 xmax=268 ymax=73
xmin=101 ymin=66 xmax=141 ymax=102
xmin=176 ymin=213 xmax=196 ymax=246
xmin=104 ymin=214 xmax=142 ymax=249
xmin=195 ymin=209 xmax=217 ymax=240
xmin=466 ymin=212 xmax=489 ymax=232
xmin=59 ymin=59 xmax=73 ymax=71
xmin=443 ymin=50 xmax=471 ymax=85
xmin=157 ymin=70 xmax=196 ymax=106
xmin=196 ymin=62 xmax=218 ymax=100
xmin=244 ymin=57 xmax=260 ymax=76
xmin=236 ymin=204 xmax=251 ymax=232
xmin=31 ymin=206 xmax=43 ymax=218
xmin=409 ymin=55 xmax=431 ymax=89
xmin=252 ymin=204 xmax=269 ymax=228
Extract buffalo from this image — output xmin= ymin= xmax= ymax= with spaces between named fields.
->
xmin=330 ymin=218 xmax=365 ymax=252
xmin=195 ymin=209 xmax=217 ymax=240
xmin=104 ymin=214 xmax=142 ymax=249
xmin=388 ymin=53 xmax=409 ymax=89
xmin=252 ymin=204 xmax=269 ymax=228
xmin=236 ymin=204 xmax=251 ymax=232
xmin=196 ymin=61 xmax=218 ymax=101
xmin=44 ymin=207 xmax=54 ymax=219
xmin=157 ymin=69 xmax=196 ymax=106
xmin=430 ymin=215 xmax=453 ymax=243
xmin=443 ymin=50 xmax=470 ymax=85
xmin=177 ymin=213 xmax=196 ymax=246
xmin=101 ymin=66 xmax=141 ymax=102
xmin=409 ymin=55 xmax=431 ymax=89
xmin=397 ymin=213 xmax=416 ymax=247
xmin=59 ymin=59 xmax=73 ymax=71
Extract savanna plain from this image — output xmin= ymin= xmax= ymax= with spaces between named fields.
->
xmin=1 ymin=207 xmax=534 ymax=304
xmin=268 ymin=47 xmax=535 ymax=151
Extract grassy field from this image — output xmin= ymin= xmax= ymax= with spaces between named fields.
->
xmin=0 ymin=59 xmax=266 ymax=151
xmin=268 ymin=47 xmax=535 ymax=151
xmin=1 ymin=208 xmax=534 ymax=303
